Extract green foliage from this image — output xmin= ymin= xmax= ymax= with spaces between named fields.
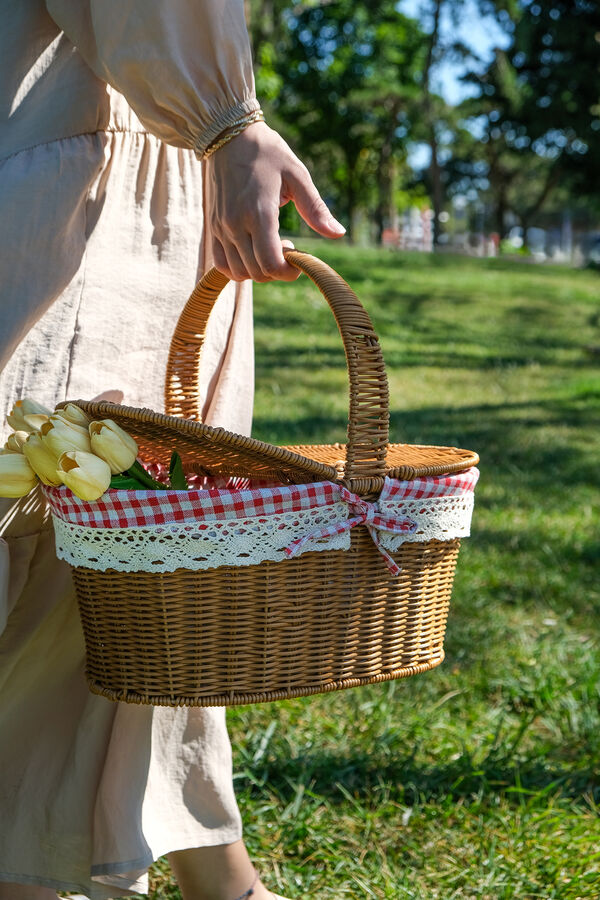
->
xmin=448 ymin=1 xmax=600 ymax=235
xmin=168 ymin=451 xmax=188 ymax=490
xmin=253 ymin=40 xmax=284 ymax=102
xmin=449 ymin=55 xmax=564 ymax=239
xmin=246 ymin=2 xmax=600 ymax=241
xmin=249 ymin=1 xmax=427 ymax=238
xmin=509 ymin=0 xmax=600 ymax=187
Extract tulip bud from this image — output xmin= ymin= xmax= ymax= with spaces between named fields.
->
xmin=57 ymin=450 xmax=112 ymax=501
xmin=12 ymin=398 xmax=52 ymax=417
xmin=6 ymin=398 xmax=52 ymax=433
xmin=41 ymin=416 xmax=91 ymax=456
xmin=54 ymin=403 xmax=91 ymax=428
xmin=48 ymin=413 xmax=88 ymax=436
xmin=0 ymin=453 xmax=38 ymax=497
xmin=22 ymin=433 xmax=62 ymax=486
xmin=89 ymin=419 xmax=138 ymax=474
xmin=3 ymin=431 xmax=29 ymax=454
xmin=23 ymin=414 xmax=50 ymax=431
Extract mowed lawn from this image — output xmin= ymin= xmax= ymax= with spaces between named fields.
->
xmin=150 ymin=243 xmax=600 ymax=899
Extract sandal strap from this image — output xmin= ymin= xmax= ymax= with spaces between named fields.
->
xmin=232 ymin=871 xmax=259 ymax=900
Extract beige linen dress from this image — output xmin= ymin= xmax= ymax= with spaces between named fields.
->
xmin=0 ymin=2 xmax=259 ymax=896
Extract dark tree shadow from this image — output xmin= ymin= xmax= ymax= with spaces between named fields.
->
xmin=241 ymin=740 xmax=599 ymax=808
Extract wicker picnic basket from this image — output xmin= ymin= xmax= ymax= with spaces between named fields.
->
xmin=49 ymin=249 xmax=479 ymax=707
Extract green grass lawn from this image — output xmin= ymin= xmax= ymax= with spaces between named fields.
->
xmin=150 ymin=244 xmax=600 ymax=899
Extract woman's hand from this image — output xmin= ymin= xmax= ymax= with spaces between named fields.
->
xmin=205 ymin=121 xmax=346 ymax=282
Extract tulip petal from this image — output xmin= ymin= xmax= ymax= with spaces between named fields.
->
xmin=41 ymin=419 xmax=91 ymax=455
xmin=54 ymin=404 xmax=91 ymax=427
xmin=23 ymin=434 xmax=62 ymax=486
xmin=57 ymin=451 xmax=111 ymax=501
xmin=89 ymin=421 xmax=138 ymax=474
xmin=0 ymin=454 xmax=38 ymax=498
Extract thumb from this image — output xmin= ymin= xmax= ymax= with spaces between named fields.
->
xmin=286 ymin=166 xmax=346 ymax=238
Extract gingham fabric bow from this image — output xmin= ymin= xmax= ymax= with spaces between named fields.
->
xmin=284 ymin=485 xmax=417 ymax=576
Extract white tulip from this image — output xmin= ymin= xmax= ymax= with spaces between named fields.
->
xmin=89 ymin=419 xmax=138 ymax=474
xmin=3 ymin=431 xmax=29 ymax=454
xmin=41 ymin=416 xmax=91 ymax=456
xmin=57 ymin=450 xmax=112 ymax=501
xmin=53 ymin=403 xmax=91 ymax=428
xmin=6 ymin=398 xmax=51 ymax=433
xmin=22 ymin=433 xmax=62 ymax=486
xmin=0 ymin=454 xmax=38 ymax=497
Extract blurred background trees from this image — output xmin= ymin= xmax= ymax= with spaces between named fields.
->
xmin=245 ymin=0 xmax=600 ymax=260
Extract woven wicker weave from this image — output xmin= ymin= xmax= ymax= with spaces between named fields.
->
xmin=63 ymin=249 xmax=478 ymax=706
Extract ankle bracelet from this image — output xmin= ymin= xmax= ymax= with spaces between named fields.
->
xmin=233 ymin=871 xmax=259 ymax=900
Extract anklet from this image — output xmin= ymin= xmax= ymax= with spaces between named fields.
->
xmin=233 ymin=871 xmax=259 ymax=900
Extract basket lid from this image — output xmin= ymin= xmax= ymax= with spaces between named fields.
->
xmin=66 ymin=399 xmax=478 ymax=487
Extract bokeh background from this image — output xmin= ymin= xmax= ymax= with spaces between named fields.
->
xmin=247 ymin=0 xmax=600 ymax=264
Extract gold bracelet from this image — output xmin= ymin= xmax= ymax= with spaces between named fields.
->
xmin=203 ymin=109 xmax=265 ymax=159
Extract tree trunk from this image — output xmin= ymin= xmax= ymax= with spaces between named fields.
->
xmin=495 ymin=190 xmax=507 ymax=239
xmin=429 ymin=136 xmax=444 ymax=246
xmin=520 ymin=162 xmax=562 ymax=244
xmin=422 ymin=0 xmax=444 ymax=247
xmin=375 ymin=104 xmax=400 ymax=244
xmin=518 ymin=214 xmax=530 ymax=248
xmin=343 ymin=152 xmax=361 ymax=243
xmin=346 ymin=183 xmax=356 ymax=244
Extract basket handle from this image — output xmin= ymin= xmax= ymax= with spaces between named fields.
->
xmin=165 ymin=249 xmax=389 ymax=481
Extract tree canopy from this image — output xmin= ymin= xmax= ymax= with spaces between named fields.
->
xmin=246 ymin=0 xmax=600 ymax=245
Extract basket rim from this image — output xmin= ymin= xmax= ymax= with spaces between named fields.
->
xmin=66 ymin=399 xmax=479 ymax=487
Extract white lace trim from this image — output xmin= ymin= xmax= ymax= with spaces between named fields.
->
xmin=52 ymin=503 xmax=350 ymax=572
xmin=51 ymin=492 xmax=474 ymax=573
xmin=378 ymin=493 xmax=474 ymax=550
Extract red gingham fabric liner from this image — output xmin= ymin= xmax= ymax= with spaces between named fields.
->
xmin=380 ymin=469 xmax=479 ymax=501
xmin=43 ymin=468 xmax=479 ymax=530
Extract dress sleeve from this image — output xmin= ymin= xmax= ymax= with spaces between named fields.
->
xmin=44 ymin=0 xmax=260 ymax=157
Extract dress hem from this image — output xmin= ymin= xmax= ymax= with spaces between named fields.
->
xmin=90 ymin=823 xmax=244 ymax=876
xmin=0 ymin=824 xmax=243 ymax=898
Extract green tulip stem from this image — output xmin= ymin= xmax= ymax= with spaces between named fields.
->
xmin=125 ymin=460 xmax=168 ymax=490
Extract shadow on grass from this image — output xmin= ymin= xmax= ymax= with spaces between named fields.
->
xmin=253 ymin=397 xmax=599 ymax=482
xmin=245 ymin=743 xmax=599 ymax=808
xmin=388 ymin=399 xmax=599 ymax=482
xmin=255 ymin=341 xmax=595 ymax=371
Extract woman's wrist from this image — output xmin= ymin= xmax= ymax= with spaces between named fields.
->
xmin=202 ymin=109 xmax=265 ymax=159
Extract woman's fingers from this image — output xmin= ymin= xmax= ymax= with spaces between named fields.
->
xmin=284 ymin=163 xmax=346 ymax=239
xmin=212 ymin=238 xmax=229 ymax=275
xmin=228 ymin=233 xmax=269 ymax=282
xmin=213 ymin=234 xmax=298 ymax=283
xmin=213 ymin=237 xmax=247 ymax=282
xmin=250 ymin=223 xmax=299 ymax=282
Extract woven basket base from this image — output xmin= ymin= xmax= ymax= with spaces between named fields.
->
xmin=72 ymin=531 xmax=460 ymax=707
xmin=85 ymin=653 xmax=445 ymax=707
